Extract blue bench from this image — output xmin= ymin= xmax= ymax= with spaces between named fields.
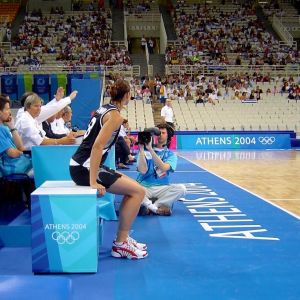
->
xmin=0 ymin=275 xmax=72 ymax=300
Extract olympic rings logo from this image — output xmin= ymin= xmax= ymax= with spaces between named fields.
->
xmin=258 ymin=137 xmax=276 ymax=145
xmin=37 ymin=78 xmax=46 ymax=85
xmin=51 ymin=231 xmax=80 ymax=245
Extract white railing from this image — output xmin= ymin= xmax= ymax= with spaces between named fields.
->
xmin=167 ymin=39 xmax=298 ymax=53
xmin=272 ymin=15 xmax=295 ymax=47
xmin=0 ymin=42 xmax=11 ymax=50
xmin=132 ymin=65 xmax=140 ymax=77
xmin=110 ymin=40 xmax=127 ymax=48
xmin=165 ymin=64 xmax=300 ymax=77
xmin=0 ymin=64 xmax=140 ymax=76
xmin=279 ymin=15 xmax=300 ymax=23
xmin=147 ymin=65 xmax=153 ymax=78
xmin=43 ymin=10 xmax=111 ymax=16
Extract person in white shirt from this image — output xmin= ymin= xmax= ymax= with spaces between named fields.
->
xmin=160 ymin=99 xmax=175 ymax=129
xmin=208 ymin=91 xmax=218 ymax=105
xmin=15 ymin=93 xmax=77 ymax=150
xmin=51 ymin=109 xmax=69 ymax=135
xmin=15 ymin=87 xmax=74 ymax=125
xmin=61 ymin=105 xmax=85 ymax=138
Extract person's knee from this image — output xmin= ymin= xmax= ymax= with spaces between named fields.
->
xmin=174 ymin=184 xmax=186 ymax=197
xmin=138 ymin=186 xmax=146 ymax=200
xmin=180 ymin=184 xmax=187 ymax=196
xmin=129 ymin=185 xmax=146 ymax=202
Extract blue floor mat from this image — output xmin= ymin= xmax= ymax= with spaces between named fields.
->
xmin=1 ymin=156 xmax=300 ymax=300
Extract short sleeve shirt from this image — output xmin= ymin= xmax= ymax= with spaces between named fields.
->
xmin=0 ymin=125 xmax=15 ymax=154
xmin=136 ymin=148 xmax=177 ymax=187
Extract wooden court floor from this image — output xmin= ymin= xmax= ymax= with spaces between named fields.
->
xmin=179 ymin=150 xmax=300 ymax=217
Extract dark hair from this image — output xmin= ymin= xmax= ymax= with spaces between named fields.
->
xmin=20 ymin=92 xmax=35 ymax=107
xmin=156 ymin=123 xmax=169 ymax=131
xmin=0 ymin=94 xmax=10 ymax=111
xmin=110 ymin=79 xmax=130 ymax=102
xmin=157 ymin=123 xmax=175 ymax=147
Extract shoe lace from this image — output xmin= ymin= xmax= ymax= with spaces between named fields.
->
xmin=125 ymin=240 xmax=139 ymax=252
xmin=127 ymin=236 xmax=138 ymax=246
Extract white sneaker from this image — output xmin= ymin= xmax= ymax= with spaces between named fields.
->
xmin=111 ymin=240 xmax=148 ymax=259
xmin=127 ymin=236 xmax=147 ymax=251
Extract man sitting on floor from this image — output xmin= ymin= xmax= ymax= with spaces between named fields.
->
xmin=136 ymin=123 xmax=186 ymax=215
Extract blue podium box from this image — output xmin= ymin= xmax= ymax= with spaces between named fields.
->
xmin=31 ymin=181 xmax=98 ymax=273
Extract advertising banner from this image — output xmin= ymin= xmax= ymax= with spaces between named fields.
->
xmin=1 ymin=74 xmax=18 ymax=100
xmin=33 ymin=74 xmax=50 ymax=102
xmin=176 ymin=133 xmax=291 ymax=150
xmin=1 ymin=74 xmax=17 ymax=94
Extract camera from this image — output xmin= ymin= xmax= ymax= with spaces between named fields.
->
xmin=137 ymin=127 xmax=161 ymax=146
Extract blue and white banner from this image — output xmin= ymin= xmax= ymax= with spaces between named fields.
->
xmin=33 ymin=74 xmax=50 ymax=102
xmin=1 ymin=75 xmax=18 ymax=99
xmin=177 ymin=134 xmax=291 ymax=150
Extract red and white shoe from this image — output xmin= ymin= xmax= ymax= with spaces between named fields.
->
xmin=111 ymin=240 xmax=148 ymax=260
xmin=127 ymin=236 xmax=147 ymax=251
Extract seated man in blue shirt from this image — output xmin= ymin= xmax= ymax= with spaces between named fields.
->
xmin=136 ymin=123 xmax=186 ymax=215
xmin=0 ymin=94 xmax=32 ymax=176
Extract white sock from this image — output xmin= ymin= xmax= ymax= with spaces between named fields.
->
xmin=114 ymin=240 xmax=126 ymax=245
xmin=147 ymin=203 xmax=158 ymax=213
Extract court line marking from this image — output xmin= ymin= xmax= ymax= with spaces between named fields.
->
xmin=124 ymin=170 xmax=207 ymax=173
xmin=179 ymin=155 xmax=300 ymax=220
xmin=269 ymin=199 xmax=300 ymax=201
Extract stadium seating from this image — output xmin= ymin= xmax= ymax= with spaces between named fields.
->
xmin=171 ymin=85 xmax=300 ymax=132
xmin=0 ymin=3 xmax=20 ymax=22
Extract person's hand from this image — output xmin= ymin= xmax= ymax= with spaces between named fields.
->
xmin=145 ymin=137 xmax=153 ymax=151
xmin=69 ymin=90 xmax=78 ymax=101
xmin=61 ymin=135 xmax=76 ymax=144
xmin=55 ymin=87 xmax=64 ymax=101
xmin=138 ymin=143 xmax=145 ymax=150
xmin=67 ymin=132 xmax=76 ymax=138
xmin=4 ymin=114 xmax=14 ymax=129
xmin=91 ymin=182 xmax=106 ymax=196
xmin=75 ymin=130 xmax=85 ymax=137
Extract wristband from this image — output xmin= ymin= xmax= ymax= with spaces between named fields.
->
xmin=10 ymin=128 xmax=17 ymax=133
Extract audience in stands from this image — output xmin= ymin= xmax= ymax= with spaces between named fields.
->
xmin=166 ymin=2 xmax=299 ymax=67
xmin=4 ymin=7 xmax=132 ymax=71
